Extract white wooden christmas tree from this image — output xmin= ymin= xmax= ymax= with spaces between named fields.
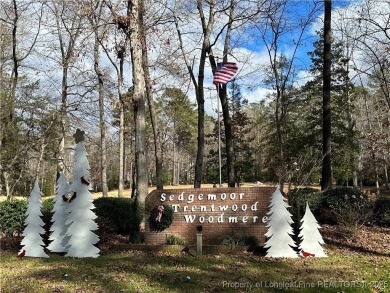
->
xmin=264 ymin=187 xmax=298 ymax=258
xmin=47 ymin=172 xmax=69 ymax=253
xmin=298 ymin=202 xmax=327 ymax=257
xmin=64 ymin=129 xmax=99 ymax=258
xmin=18 ymin=180 xmax=49 ymax=258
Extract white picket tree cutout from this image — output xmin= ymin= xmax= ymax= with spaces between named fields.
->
xmin=264 ymin=187 xmax=298 ymax=258
xmin=298 ymin=202 xmax=327 ymax=257
xmin=64 ymin=129 xmax=99 ymax=258
xmin=47 ymin=172 xmax=69 ymax=253
xmin=19 ymin=180 xmax=49 ymax=258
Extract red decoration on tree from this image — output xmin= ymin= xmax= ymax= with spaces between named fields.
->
xmin=301 ymin=250 xmax=315 ymax=258
xmin=17 ymin=250 xmax=26 ymax=258
xmin=69 ymin=192 xmax=77 ymax=203
xmin=81 ymin=176 xmax=90 ymax=186
xmin=155 ymin=205 xmax=164 ymax=222
xmin=62 ymin=195 xmax=69 ymax=202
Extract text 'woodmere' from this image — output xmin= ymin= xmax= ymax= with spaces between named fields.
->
xmin=160 ymin=191 xmax=261 ymax=224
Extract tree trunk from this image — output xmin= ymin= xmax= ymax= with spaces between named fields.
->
xmin=118 ymin=99 xmax=125 ymax=197
xmin=117 ymin=51 xmax=126 ymax=197
xmin=220 ymin=85 xmax=235 ymax=187
xmin=194 ymin=92 xmax=205 ymax=188
xmin=4 ymin=171 xmax=11 ymax=200
xmin=139 ymin=0 xmax=163 ymax=189
xmin=58 ymin=65 xmax=68 ymax=178
xmin=10 ymin=0 xmax=18 ymax=122
xmin=321 ymin=0 xmax=332 ymax=191
xmin=128 ymin=0 xmax=148 ymax=204
xmin=133 ymin=100 xmax=148 ymax=202
xmin=193 ymin=0 xmax=214 ymax=188
xmin=93 ymin=33 xmax=108 ymax=197
xmin=173 ymin=139 xmax=176 ymax=185
xmin=53 ymin=1 xmax=82 ymax=179
xmin=222 ymin=0 xmax=236 ymax=187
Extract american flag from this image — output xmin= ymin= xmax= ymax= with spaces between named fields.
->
xmin=213 ymin=62 xmax=238 ymax=85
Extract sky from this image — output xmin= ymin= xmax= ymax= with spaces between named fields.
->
xmin=198 ymin=0 xmax=380 ymax=116
xmin=4 ymin=0 xmax=384 ymax=121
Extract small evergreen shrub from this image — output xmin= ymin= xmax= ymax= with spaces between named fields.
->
xmin=42 ymin=198 xmax=54 ymax=215
xmin=93 ymin=197 xmax=144 ymax=237
xmin=373 ymin=197 xmax=390 ymax=227
xmin=0 ymin=199 xmax=28 ymax=237
xmin=321 ymin=187 xmax=372 ymax=230
xmin=166 ymin=234 xmax=186 ymax=245
xmin=148 ymin=204 xmax=174 ymax=232
xmin=239 ymin=235 xmax=260 ymax=247
xmin=221 ymin=235 xmax=259 ymax=247
xmin=41 ymin=198 xmax=54 ymax=242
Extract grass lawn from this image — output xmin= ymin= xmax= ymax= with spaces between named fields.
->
xmin=1 ymin=184 xmax=389 ymax=292
xmin=1 ymin=245 xmax=389 ymax=293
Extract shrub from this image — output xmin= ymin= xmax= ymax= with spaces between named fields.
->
xmin=239 ymin=235 xmax=259 ymax=247
xmin=148 ymin=204 xmax=174 ymax=232
xmin=42 ymin=198 xmax=54 ymax=215
xmin=93 ymin=197 xmax=144 ymax=238
xmin=288 ymin=188 xmax=322 ymax=241
xmin=166 ymin=234 xmax=186 ymax=245
xmin=321 ymin=187 xmax=372 ymax=231
xmin=0 ymin=199 xmax=28 ymax=237
xmin=221 ymin=235 xmax=259 ymax=247
xmin=41 ymin=198 xmax=54 ymax=242
xmin=373 ymin=197 xmax=390 ymax=227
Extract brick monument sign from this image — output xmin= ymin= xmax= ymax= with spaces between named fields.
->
xmin=144 ymin=186 xmax=275 ymax=245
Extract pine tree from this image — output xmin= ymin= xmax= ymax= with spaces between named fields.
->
xmin=19 ymin=180 xmax=49 ymax=258
xmin=264 ymin=188 xmax=297 ymax=258
xmin=64 ymin=129 xmax=99 ymax=258
xmin=298 ymin=202 xmax=327 ymax=257
xmin=302 ymin=29 xmax=358 ymax=186
xmin=47 ymin=172 xmax=69 ymax=253
xmin=229 ymin=81 xmax=254 ymax=183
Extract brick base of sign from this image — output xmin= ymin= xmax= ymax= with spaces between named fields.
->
xmin=144 ymin=187 xmax=275 ymax=245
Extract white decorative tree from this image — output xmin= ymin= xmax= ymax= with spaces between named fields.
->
xmin=19 ymin=180 xmax=49 ymax=258
xmin=64 ymin=129 xmax=99 ymax=258
xmin=264 ymin=187 xmax=298 ymax=258
xmin=298 ymin=202 xmax=327 ymax=257
xmin=47 ymin=172 xmax=69 ymax=253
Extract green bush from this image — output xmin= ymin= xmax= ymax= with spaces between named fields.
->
xmin=321 ymin=187 xmax=372 ymax=230
xmin=288 ymin=188 xmax=322 ymax=241
xmin=221 ymin=235 xmax=259 ymax=247
xmin=239 ymin=235 xmax=259 ymax=247
xmin=94 ymin=197 xmax=144 ymax=239
xmin=166 ymin=234 xmax=186 ymax=245
xmin=41 ymin=198 xmax=54 ymax=242
xmin=0 ymin=199 xmax=28 ymax=237
xmin=42 ymin=198 xmax=54 ymax=215
xmin=373 ymin=197 xmax=390 ymax=227
xmin=148 ymin=204 xmax=174 ymax=232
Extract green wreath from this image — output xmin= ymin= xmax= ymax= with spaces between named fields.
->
xmin=148 ymin=204 xmax=174 ymax=232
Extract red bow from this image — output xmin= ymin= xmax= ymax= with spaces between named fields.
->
xmin=155 ymin=205 xmax=164 ymax=222
xmin=69 ymin=192 xmax=77 ymax=203
xmin=81 ymin=176 xmax=90 ymax=185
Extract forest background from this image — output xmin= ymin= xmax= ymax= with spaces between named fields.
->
xmin=0 ymin=0 xmax=389 ymax=206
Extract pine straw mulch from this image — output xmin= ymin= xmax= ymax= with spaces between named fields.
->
xmin=321 ymin=224 xmax=390 ymax=256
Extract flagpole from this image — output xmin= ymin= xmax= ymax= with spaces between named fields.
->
xmin=217 ymin=85 xmax=222 ymax=187
xmin=213 ymin=60 xmax=237 ymax=188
